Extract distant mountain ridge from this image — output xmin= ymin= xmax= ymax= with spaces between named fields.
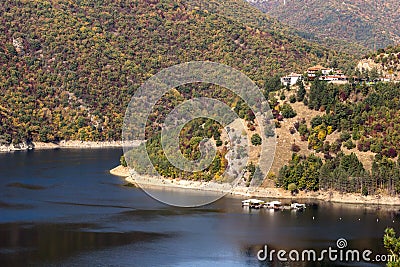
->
xmin=249 ymin=0 xmax=400 ymax=53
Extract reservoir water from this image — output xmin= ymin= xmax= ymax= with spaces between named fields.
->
xmin=0 ymin=148 xmax=399 ymax=266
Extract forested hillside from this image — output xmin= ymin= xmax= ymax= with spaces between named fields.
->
xmin=0 ymin=0 xmax=346 ymax=145
xmin=249 ymin=0 xmax=400 ymax=53
xmin=275 ymin=78 xmax=400 ymax=196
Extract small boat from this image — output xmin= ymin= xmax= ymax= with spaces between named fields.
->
xmin=290 ymin=203 xmax=306 ymax=211
xmin=264 ymin=201 xmax=282 ymax=210
xmin=242 ymin=199 xmax=265 ymax=209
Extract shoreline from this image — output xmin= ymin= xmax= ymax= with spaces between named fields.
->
xmin=110 ymin=165 xmax=400 ymax=206
xmin=0 ymin=140 xmax=142 ymax=152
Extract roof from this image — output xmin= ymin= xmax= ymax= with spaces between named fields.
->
xmin=308 ymin=65 xmax=331 ymax=71
xmin=321 ymin=75 xmax=348 ymax=79
xmin=282 ymin=73 xmax=302 ymax=79
xmin=267 ymin=200 xmax=282 ymax=205
xmin=242 ymin=199 xmax=264 ymax=203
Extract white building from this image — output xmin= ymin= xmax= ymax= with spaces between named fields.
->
xmin=319 ymin=75 xmax=349 ymax=84
xmin=281 ymin=73 xmax=303 ymax=86
xmin=307 ymin=65 xmax=333 ymax=79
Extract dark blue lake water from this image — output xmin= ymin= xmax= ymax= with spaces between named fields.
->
xmin=0 ymin=149 xmax=399 ymax=266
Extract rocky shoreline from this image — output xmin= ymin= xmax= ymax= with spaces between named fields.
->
xmin=0 ymin=140 xmax=128 ymax=152
xmin=110 ymin=165 xmax=400 ymax=206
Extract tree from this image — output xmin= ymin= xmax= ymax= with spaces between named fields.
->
xmin=291 ymin=142 xmax=300 ymax=152
xmin=288 ymin=183 xmax=298 ymax=195
xmin=251 ymin=134 xmax=262 ymax=146
xmin=281 ymin=103 xmax=297 ymax=118
xmin=298 ymin=123 xmax=308 ymax=136
xmin=369 ymin=67 xmax=379 ymax=81
xmin=264 ymin=75 xmax=282 ymax=95
xmin=296 ymin=81 xmax=306 ymax=101
xmin=280 ymin=91 xmax=286 ymax=100
xmin=384 ymin=228 xmax=400 ymax=267
xmin=344 ymin=139 xmax=356 ymax=149
xmin=120 ymin=155 xmax=127 ymax=167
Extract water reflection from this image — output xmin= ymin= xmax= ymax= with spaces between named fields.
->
xmin=0 ymin=222 xmax=172 ymax=266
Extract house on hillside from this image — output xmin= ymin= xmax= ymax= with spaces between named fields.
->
xmin=281 ymin=73 xmax=303 ymax=86
xmin=319 ymin=75 xmax=348 ymax=84
xmin=307 ymin=65 xmax=333 ymax=80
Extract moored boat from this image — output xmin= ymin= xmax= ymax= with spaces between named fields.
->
xmin=242 ymin=199 xmax=265 ymax=209
xmin=290 ymin=203 xmax=306 ymax=211
xmin=264 ymin=201 xmax=282 ymax=210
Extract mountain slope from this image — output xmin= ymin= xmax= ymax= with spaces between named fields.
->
xmin=357 ymin=44 xmax=400 ymax=80
xmin=0 ymin=0 xmax=348 ymax=145
xmin=249 ymin=0 xmax=400 ymax=52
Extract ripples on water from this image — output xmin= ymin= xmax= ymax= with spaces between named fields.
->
xmin=0 ymin=149 xmax=399 ymax=266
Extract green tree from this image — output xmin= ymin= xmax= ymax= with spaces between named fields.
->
xmin=264 ymin=75 xmax=282 ymax=96
xmin=296 ymin=81 xmax=306 ymax=101
xmin=384 ymin=228 xmax=400 ymax=267
xmin=120 ymin=155 xmax=127 ymax=167
xmin=251 ymin=133 xmax=262 ymax=146
xmin=298 ymin=123 xmax=308 ymax=136
xmin=369 ymin=67 xmax=379 ymax=81
xmin=288 ymin=183 xmax=297 ymax=195
xmin=281 ymin=103 xmax=297 ymax=118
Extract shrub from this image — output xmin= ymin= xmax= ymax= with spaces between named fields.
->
xmin=352 ymin=131 xmax=361 ymax=140
xmin=357 ymin=140 xmax=371 ymax=152
xmin=330 ymin=140 xmax=342 ymax=153
xmin=251 ymin=133 xmax=262 ymax=146
xmin=383 ymin=147 xmax=398 ymax=158
xmin=288 ymin=183 xmax=298 ymax=195
xmin=216 ymin=139 xmax=223 ymax=147
xmin=298 ymin=124 xmax=308 ymax=136
xmin=311 ymin=116 xmax=323 ymax=128
xmin=340 ymin=131 xmax=351 ymax=142
xmin=291 ymin=143 xmax=301 ymax=152
xmin=344 ymin=140 xmax=356 ymax=149
xmin=293 ymin=121 xmax=300 ymax=130
xmin=120 ymin=155 xmax=127 ymax=167
xmin=281 ymin=103 xmax=297 ymax=118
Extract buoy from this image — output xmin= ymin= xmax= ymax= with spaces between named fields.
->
xmin=312 ymin=216 xmax=315 ymax=220
xmin=358 ymin=218 xmax=361 ymax=221
xmin=377 ymin=218 xmax=379 ymax=222
xmin=339 ymin=217 xmax=342 ymax=220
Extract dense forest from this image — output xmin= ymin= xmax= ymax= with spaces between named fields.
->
xmin=250 ymin=0 xmax=400 ymax=53
xmin=124 ymin=78 xmax=271 ymax=185
xmin=0 ymin=0 xmax=345 ymax=145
